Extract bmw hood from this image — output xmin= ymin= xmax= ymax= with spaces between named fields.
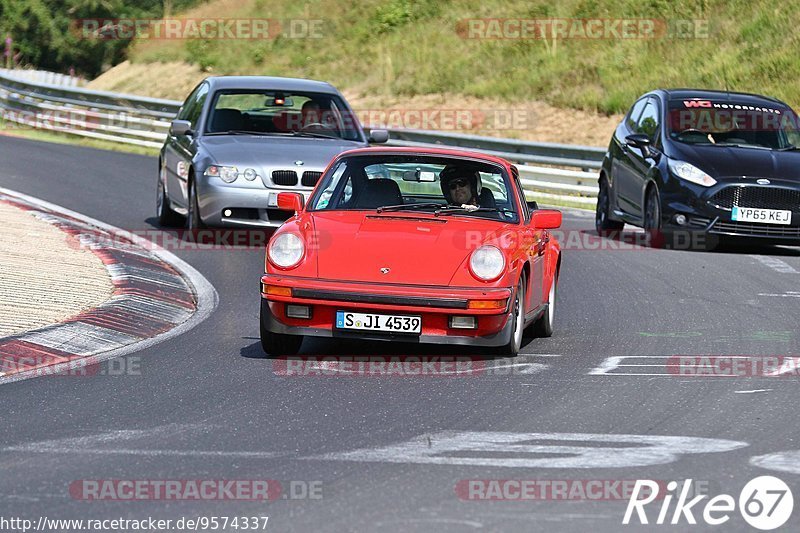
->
xmin=200 ymin=136 xmax=364 ymax=181
xmin=668 ymin=143 xmax=800 ymax=181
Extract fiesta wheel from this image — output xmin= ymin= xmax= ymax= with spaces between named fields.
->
xmin=596 ymin=177 xmax=624 ymax=234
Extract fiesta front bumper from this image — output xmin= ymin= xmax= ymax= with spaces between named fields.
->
xmin=260 ymin=275 xmax=516 ymax=347
xmin=660 ymin=180 xmax=800 ymax=244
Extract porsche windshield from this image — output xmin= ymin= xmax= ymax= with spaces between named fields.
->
xmin=310 ymin=155 xmax=519 ymax=223
xmin=205 ymin=90 xmax=362 ymax=141
xmin=667 ymin=99 xmax=800 ymax=149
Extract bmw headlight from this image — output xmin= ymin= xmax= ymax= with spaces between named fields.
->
xmin=469 ymin=245 xmax=505 ymax=281
xmin=668 ymin=159 xmax=717 ymax=187
xmin=268 ymin=233 xmax=305 ymax=269
xmin=243 ymin=168 xmax=258 ymax=181
xmin=205 ymin=165 xmax=239 ymax=183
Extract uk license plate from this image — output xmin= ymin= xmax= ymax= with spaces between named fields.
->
xmin=732 ymin=206 xmax=792 ymax=225
xmin=335 ymin=311 xmax=421 ymax=334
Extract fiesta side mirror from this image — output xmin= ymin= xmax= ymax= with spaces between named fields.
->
xmin=170 ymin=119 xmax=193 ymax=136
xmin=277 ymin=192 xmax=304 ymax=213
xmin=625 ymin=133 xmax=651 ymax=149
xmin=531 ymin=209 xmax=562 ymax=229
xmin=368 ymin=129 xmax=389 ymax=143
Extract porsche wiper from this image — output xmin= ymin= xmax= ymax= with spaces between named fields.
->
xmin=376 ymin=203 xmax=446 ymax=213
xmin=434 ymin=206 xmax=499 ymax=216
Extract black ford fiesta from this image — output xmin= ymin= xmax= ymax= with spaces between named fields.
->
xmin=597 ymin=88 xmax=800 ymax=246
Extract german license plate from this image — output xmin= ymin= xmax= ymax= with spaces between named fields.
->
xmin=732 ymin=206 xmax=792 ymax=225
xmin=335 ymin=311 xmax=421 ymax=334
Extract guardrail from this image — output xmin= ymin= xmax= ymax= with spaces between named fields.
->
xmin=0 ymin=69 xmax=601 ymax=204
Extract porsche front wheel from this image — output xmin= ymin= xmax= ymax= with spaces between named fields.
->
xmin=498 ymin=280 xmax=525 ymax=356
xmin=533 ymin=275 xmax=556 ymax=338
xmin=260 ymin=307 xmax=303 ymax=356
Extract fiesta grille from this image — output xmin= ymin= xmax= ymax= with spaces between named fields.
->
xmin=272 ymin=170 xmax=298 ymax=186
xmin=712 ymin=221 xmax=800 ymax=237
xmin=301 ymin=171 xmax=322 ymax=187
xmin=709 ymin=186 xmax=800 ymax=211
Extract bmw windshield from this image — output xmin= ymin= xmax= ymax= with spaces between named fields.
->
xmin=205 ymin=90 xmax=363 ymax=142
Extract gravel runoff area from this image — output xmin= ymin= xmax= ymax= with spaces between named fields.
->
xmin=0 ymin=200 xmax=114 ymax=337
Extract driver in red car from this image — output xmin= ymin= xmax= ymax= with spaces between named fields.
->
xmin=440 ymin=165 xmax=496 ymax=209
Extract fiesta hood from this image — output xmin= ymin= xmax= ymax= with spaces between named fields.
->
xmin=668 ymin=143 xmax=800 ymax=181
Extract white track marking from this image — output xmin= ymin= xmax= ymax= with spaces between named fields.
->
xmin=589 ymin=355 xmax=777 ymax=377
xmin=0 ymin=187 xmax=218 ymax=385
xmin=750 ymin=255 xmax=799 ymax=274
xmin=311 ymin=431 xmax=747 ymax=469
xmin=1 ymin=425 xmax=287 ymax=459
xmin=758 ymin=291 xmax=800 ymax=298
xmin=750 ymin=451 xmax=800 ymax=475
xmin=734 ymin=389 xmax=772 ymax=394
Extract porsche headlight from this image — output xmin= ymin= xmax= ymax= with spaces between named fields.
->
xmin=469 ymin=245 xmax=505 ymax=281
xmin=268 ymin=233 xmax=304 ymax=269
xmin=205 ymin=165 xmax=239 ymax=183
xmin=668 ymin=159 xmax=717 ymax=187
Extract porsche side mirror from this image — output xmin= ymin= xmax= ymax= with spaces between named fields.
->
xmin=277 ymin=192 xmax=304 ymax=213
xmin=527 ymin=200 xmax=539 ymax=211
xmin=368 ymin=129 xmax=389 ymax=143
xmin=170 ymin=119 xmax=193 ymax=136
xmin=531 ymin=209 xmax=562 ymax=229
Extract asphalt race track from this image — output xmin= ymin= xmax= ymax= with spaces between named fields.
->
xmin=1 ymin=136 xmax=800 ymax=532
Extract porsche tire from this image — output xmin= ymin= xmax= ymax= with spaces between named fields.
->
xmin=533 ymin=275 xmax=556 ymax=338
xmin=260 ymin=307 xmax=303 ymax=356
xmin=498 ymin=280 xmax=524 ymax=356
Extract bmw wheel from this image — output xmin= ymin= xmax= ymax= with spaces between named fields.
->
xmin=157 ymin=163 xmax=183 ymax=227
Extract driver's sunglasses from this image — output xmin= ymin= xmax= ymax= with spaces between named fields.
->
xmin=448 ymin=178 xmax=469 ymax=190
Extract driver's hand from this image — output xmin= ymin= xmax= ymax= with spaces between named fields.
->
xmin=460 ymin=204 xmax=480 ymax=211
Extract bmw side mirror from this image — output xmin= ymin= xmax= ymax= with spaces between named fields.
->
xmin=171 ymin=119 xmax=193 ymax=136
xmin=368 ymin=129 xmax=389 ymax=143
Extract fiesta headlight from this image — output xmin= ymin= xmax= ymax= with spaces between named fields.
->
xmin=205 ymin=165 xmax=239 ymax=183
xmin=268 ymin=233 xmax=305 ymax=269
xmin=668 ymin=159 xmax=717 ymax=187
xmin=469 ymin=245 xmax=505 ymax=281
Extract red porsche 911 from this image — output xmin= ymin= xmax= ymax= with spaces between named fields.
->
xmin=259 ymin=147 xmax=562 ymax=356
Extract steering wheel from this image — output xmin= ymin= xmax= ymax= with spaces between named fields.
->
xmin=300 ymin=122 xmax=335 ymax=131
xmin=675 ymin=128 xmax=712 ymax=142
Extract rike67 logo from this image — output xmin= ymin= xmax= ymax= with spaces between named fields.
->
xmin=623 ymin=476 xmax=793 ymax=530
